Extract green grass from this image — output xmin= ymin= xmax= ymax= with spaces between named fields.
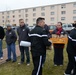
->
xmin=0 ymin=46 xmax=68 ymax=75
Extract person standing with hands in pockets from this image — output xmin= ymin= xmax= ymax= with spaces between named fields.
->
xmin=17 ymin=19 xmax=30 ymax=65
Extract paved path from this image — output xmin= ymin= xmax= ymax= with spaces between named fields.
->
xmin=0 ymin=45 xmax=20 ymax=64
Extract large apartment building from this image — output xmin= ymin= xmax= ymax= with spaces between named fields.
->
xmin=0 ymin=1 xmax=76 ymax=26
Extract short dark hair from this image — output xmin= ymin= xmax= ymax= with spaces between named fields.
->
xmin=36 ymin=17 xmax=45 ymax=24
xmin=19 ymin=19 xmax=24 ymax=22
xmin=58 ymin=22 xmax=62 ymax=26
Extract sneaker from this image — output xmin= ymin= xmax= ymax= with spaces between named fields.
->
xmin=0 ymin=57 xmax=3 ymax=60
xmin=54 ymin=64 xmax=57 ymax=66
xmin=18 ymin=62 xmax=24 ymax=65
xmin=60 ymin=65 xmax=63 ymax=66
xmin=27 ymin=63 xmax=30 ymax=66
xmin=6 ymin=59 xmax=11 ymax=62
xmin=64 ymin=73 xmax=70 ymax=75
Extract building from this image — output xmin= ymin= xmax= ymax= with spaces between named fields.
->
xmin=0 ymin=1 xmax=76 ymax=26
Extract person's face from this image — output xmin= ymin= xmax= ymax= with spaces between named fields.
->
xmin=7 ymin=26 xmax=11 ymax=30
xmin=56 ymin=23 xmax=62 ymax=29
xmin=19 ymin=20 xmax=25 ymax=27
xmin=38 ymin=20 xmax=45 ymax=28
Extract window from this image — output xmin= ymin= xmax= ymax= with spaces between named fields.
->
xmin=7 ymin=16 xmax=9 ymax=18
xmin=61 ymin=11 xmax=66 ymax=14
xmin=61 ymin=17 xmax=66 ymax=21
xmin=51 ymin=12 xmax=55 ymax=15
xmin=25 ymin=14 xmax=28 ymax=17
xmin=33 ymin=13 xmax=36 ymax=17
xmin=19 ymin=15 xmax=21 ymax=17
xmin=41 ymin=12 xmax=45 ymax=16
xmin=2 ymin=20 xmax=4 ymax=23
xmin=61 ymin=4 xmax=66 ymax=9
xmin=25 ymin=9 xmax=28 ymax=12
xmin=73 ymin=16 xmax=76 ymax=20
xmin=13 ymin=20 xmax=15 ymax=22
xmin=8 ymin=20 xmax=10 ymax=22
xmin=50 ymin=6 xmax=55 ymax=9
xmin=51 ymin=17 xmax=54 ymax=21
xmin=12 ymin=11 xmax=15 ymax=13
xmin=73 ymin=10 xmax=76 ymax=14
xmin=13 ymin=15 xmax=15 ymax=18
xmin=7 ymin=11 xmax=10 ymax=14
xmin=73 ymin=3 xmax=76 ymax=7
xmin=25 ymin=19 xmax=28 ymax=22
xmin=19 ymin=10 xmax=21 ymax=13
xmin=33 ymin=18 xmax=36 ymax=22
xmin=2 ymin=12 xmax=4 ymax=15
xmin=33 ymin=8 xmax=36 ymax=11
xmin=41 ymin=7 xmax=45 ymax=11
xmin=2 ymin=16 xmax=4 ymax=19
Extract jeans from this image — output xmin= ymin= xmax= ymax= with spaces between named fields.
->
xmin=7 ymin=43 xmax=17 ymax=61
xmin=19 ymin=46 xmax=30 ymax=63
xmin=0 ymin=40 xmax=3 ymax=58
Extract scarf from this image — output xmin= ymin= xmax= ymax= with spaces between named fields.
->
xmin=56 ymin=27 xmax=62 ymax=35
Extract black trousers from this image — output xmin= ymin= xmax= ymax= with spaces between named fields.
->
xmin=73 ymin=62 xmax=76 ymax=75
xmin=32 ymin=55 xmax=43 ymax=75
xmin=65 ymin=53 xmax=75 ymax=74
xmin=54 ymin=47 xmax=64 ymax=65
xmin=19 ymin=46 xmax=30 ymax=63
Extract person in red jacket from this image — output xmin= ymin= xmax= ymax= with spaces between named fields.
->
xmin=52 ymin=22 xmax=67 ymax=66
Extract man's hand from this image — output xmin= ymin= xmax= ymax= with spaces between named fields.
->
xmin=74 ymin=56 xmax=76 ymax=61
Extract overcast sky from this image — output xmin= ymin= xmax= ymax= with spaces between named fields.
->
xmin=0 ymin=0 xmax=76 ymax=11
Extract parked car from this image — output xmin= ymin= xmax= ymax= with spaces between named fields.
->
xmin=49 ymin=25 xmax=56 ymax=33
xmin=62 ymin=24 xmax=74 ymax=34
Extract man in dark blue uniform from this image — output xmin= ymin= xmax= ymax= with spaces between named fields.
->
xmin=64 ymin=21 xmax=76 ymax=75
xmin=29 ymin=17 xmax=52 ymax=75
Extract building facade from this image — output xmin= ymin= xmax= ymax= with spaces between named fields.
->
xmin=0 ymin=1 xmax=76 ymax=26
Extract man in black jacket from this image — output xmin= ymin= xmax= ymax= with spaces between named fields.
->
xmin=29 ymin=17 xmax=51 ymax=75
xmin=17 ymin=19 xmax=30 ymax=65
xmin=64 ymin=21 xmax=76 ymax=75
xmin=6 ymin=25 xmax=17 ymax=62
xmin=0 ymin=26 xmax=5 ymax=60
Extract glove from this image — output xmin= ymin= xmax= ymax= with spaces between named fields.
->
xmin=74 ymin=56 xmax=76 ymax=61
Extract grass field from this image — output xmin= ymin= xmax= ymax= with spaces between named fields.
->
xmin=0 ymin=45 xmax=68 ymax=75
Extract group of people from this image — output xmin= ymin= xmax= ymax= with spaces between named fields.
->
xmin=0 ymin=17 xmax=76 ymax=75
xmin=0 ymin=19 xmax=30 ymax=65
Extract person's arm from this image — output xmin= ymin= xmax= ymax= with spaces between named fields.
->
xmin=1 ymin=27 xmax=5 ymax=40
xmin=52 ymin=30 xmax=56 ymax=34
xmin=17 ymin=28 xmax=19 ymax=36
xmin=26 ymin=27 xmax=30 ymax=42
xmin=42 ymin=30 xmax=52 ymax=46
xmin=12 ymin=31 xmax=17 ymax=42
xmin=68 ymin=30 xmax=76 ymax=47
